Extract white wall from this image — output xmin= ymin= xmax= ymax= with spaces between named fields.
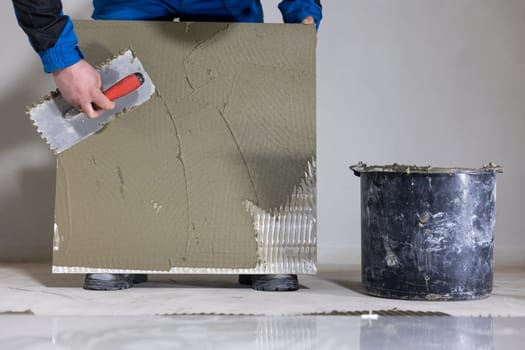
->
xmin=1 ymin=1 xmax=524 ymax=267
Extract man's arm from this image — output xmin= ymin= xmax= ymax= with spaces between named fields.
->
xmin=12 ymin=0 xmax=83 ymax=73
xmin=278 ymin=0 xmax=323 ymax=30
xmin=12 ymin=0 xmax=114 ymax=118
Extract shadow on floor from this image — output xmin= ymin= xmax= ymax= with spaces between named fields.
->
xmin=12 ymin=263 xmax=84 ymax=288
xmin=318 ymin=269 xmax=368 ymax=296
xmin=134 ymin=276 xmax=309 ymax=291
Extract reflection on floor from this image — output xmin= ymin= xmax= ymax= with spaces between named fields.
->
xmin=0 ymin=315 xmax=524 ymax=349
xmin=1 ymin=263 xmax=525 ymax=349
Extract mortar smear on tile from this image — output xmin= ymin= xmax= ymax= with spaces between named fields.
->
xmin=51 ymin=21 xmax=316 ymax=273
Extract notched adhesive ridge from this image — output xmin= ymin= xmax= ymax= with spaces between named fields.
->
xmin=154 ymin=88 xmax=192 ymax=257
xmin=244 ymin=158 xmax=317 ymax=274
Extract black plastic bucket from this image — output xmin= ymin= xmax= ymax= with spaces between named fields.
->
xmin=350 ymin=162 xmax=502 ymax=301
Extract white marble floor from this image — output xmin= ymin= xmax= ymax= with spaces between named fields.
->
xmin=1 ymin=263 xmax=524 ymax=317
xmin=1 ymin=263 xmax=525 ymax=349
xmin=0 ymin=315 xmax=524 ymax=350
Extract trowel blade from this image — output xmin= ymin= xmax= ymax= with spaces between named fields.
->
xmin=28 ymin=50 xmax=156 ymax=154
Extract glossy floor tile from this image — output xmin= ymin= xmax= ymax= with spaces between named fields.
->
xmin=1 ymin=263 xmax=525 ymax=317
xmin=0 ymin=315 xmax=524 ymax=349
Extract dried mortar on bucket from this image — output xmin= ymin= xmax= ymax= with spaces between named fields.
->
xmin=350 ymin=162 xmax=503 ymax=301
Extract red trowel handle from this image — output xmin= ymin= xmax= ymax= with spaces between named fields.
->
xmin=103 ymin=72 xmax=145 ymax=101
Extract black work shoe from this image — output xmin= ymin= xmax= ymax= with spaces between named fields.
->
xmin=83 ymin=274 xmax=134 ymax=291
xmin=240 ymin=274 xmax=299 ymax=291
xmin=132 ymin=274 xmax=148 ymax=284
xmin=238 ymin=274 xmax=253 ymax=285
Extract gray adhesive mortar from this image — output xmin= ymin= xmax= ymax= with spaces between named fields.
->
xmin=51 ymin=21 xmax=316 ymax=273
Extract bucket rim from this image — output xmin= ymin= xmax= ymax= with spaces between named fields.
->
xmin=350 ymin=162 xmax=503 ymax=175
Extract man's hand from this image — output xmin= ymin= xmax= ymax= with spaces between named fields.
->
xmin=53 ymin=60 xmax=115 ymax=119
xmin=302 ymin=16 xmax=315 ymax=25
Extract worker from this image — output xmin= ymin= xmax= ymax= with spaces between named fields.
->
xmin=12 ymin=0 xmax=322 ymax=292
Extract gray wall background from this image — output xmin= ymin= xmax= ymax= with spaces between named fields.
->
xmin=1 ymin=1 xmax=524 ymax=266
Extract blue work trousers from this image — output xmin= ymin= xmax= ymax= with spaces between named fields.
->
xmin=92 ymin=0 xmax=264 ymax=22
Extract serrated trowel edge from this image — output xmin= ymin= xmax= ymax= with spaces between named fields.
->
xmin=28 ymin=49 xmax=155 ymax=154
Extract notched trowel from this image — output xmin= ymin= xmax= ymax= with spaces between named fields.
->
xmin=28 ymin=49 xmax=156 ymax=154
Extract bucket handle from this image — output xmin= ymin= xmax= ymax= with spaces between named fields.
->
xmin=349 ymin=163 xmax=364 ymax=177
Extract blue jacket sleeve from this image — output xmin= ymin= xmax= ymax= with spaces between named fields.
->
xmin=278 ymin=0 xmax=323 ymax=30
xmin=12 ymin=0 xmax=84 ymax=73
xmin=37 ymin=18 xmax=84 ymax=73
